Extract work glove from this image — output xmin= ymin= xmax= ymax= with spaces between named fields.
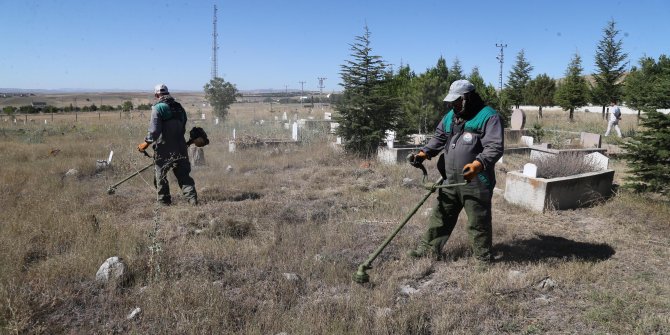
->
xmin=462 ymin=160 xmax=483 ymax=181
xmin=407 ymin=151 xmax=428 ymax=168
xmin=137 ymin=142 xmax=150 ymax=153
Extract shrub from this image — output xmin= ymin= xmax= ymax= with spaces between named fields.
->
xmin=532 ymin=152 xmax=600 ymax=179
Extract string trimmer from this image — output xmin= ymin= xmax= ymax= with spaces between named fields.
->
xmin=106 ymin=149 xmax=153 ymax=195
xmin=352 ymin=153 xmax=466 ymax=284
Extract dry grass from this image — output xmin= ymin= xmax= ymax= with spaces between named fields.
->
xmin=1 ymin=101 xmax=669 ymax=334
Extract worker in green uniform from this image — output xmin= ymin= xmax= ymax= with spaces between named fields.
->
xmin=408 ymin=80 xmax=504 ymax=266
xmin=138 ymin=84 xmax=198 ymax=206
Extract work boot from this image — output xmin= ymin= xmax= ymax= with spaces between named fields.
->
xmin=407 ymin=242 xmax=441 ymax=260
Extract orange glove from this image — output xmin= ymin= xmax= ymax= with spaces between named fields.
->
xmin=137 ymin=142 xmax=150 ymax=152
xmin=462 ymin=160 xmax=483 ymax=181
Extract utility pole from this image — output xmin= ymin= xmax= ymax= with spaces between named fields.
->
xmin=211 ymin=4 xmax=219 ymax=80
xmin=495 ymin=43 xmax=507 ymax=94
xmin=317 ymin=77 xmax=326 ymax=110
xmin=298 ymin=81 xmax=306 ymax=107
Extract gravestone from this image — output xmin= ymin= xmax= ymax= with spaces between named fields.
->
xmin=282 ymin=112 xmax=288 ymax=121
xmin=585 ymin=152 xmax=609 ymax=170
xmin=523 ymin=163 xmax=538 ymax=178
xmin=385 ymin=130 xmax=396 ymax=148
xmin=201 ymin=113 xmax=206 ymax=120
xmin=580 ymin=132 xmax=602 ymax=148
xmin=510 ymin=109 xmax=526 ymax=130
xmin=520 ymin=136 xmax=534 ymax=146
xmin=215 ymin=118 xmax=219 ymax=125
xmin=324 ymin=112 xmax=332 ymax=120
xmin=284 ymin=122 xmax=290 ymax=130
xmin=292 ymin=122 xmax=299 ymax=141
xmin=189 ymin=147 xmax=206 ymax=166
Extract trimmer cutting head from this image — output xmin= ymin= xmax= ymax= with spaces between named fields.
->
xmin=352 ymin=265 xmax=370 ymax=284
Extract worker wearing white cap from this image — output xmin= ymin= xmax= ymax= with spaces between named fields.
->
xmin=407 ymin=79 xmax=504 ymax=269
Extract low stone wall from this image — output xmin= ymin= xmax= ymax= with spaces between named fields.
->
xmin=504 ymin=169 xmax=615 ymax=212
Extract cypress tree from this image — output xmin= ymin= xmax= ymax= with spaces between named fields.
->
xmin=622 ymin=109 xmax=670 ymax=194
xmin=555 ymin=53 xmax=589 ymax=120
xmin=334 ymin=26 xmax=400 ymax=156
xmin=506 ymin=49 xmax=534 ymax=109
xmin=592 ymin=20 xmax=628 ymax=119
xmin=526 ymin=73 xmax=556 ymax=119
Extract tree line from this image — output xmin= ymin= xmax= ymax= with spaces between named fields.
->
xmin=2 ymin=101 xmax=151 ymax=116
xmin=334 ymin=21 xmax=670 ymax=195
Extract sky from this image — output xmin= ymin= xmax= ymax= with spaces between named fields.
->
xmin=1 ymin=0 xmax=669 ymax=92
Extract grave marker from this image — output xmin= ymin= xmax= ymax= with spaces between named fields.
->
xmin=521 ymin=136 xmax=534 ymax=146
xmin=510 ymin=109 xmax=526 ymax=130
xmin=523 ymin=163 xmax=538 ymax=178
xmin=585 ymin=152 xmax=609 ymax=170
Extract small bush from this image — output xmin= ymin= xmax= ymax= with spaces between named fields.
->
xmin=532 ymin=152 xmax=600 ymax=178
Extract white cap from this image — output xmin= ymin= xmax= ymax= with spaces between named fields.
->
xmin=443 ymin=79 xmax=475 ymax=102
xmin=154 ymin=84 xmax=169 ymax=95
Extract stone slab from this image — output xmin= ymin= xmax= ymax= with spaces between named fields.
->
xmin=585 ymin=152 xmax=609 ymax=170
xmin=580 ymin=132 xmax=602 ymax=148
xmin=511 ymin=109 xmax=526 ymax=130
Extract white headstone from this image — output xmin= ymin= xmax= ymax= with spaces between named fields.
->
xmin=44 ymin=119 xmax=47 ymax=124
xmin=521 ymin=136 xmax=534 ymax=146
xmin=385 ymin=130 xmax=396 ymax=148
xmin=336 ymin=137 xmax=342 ymax=145
xmin=330 ymin=122 xmax=339 ymax=134
xmin=274 ymin=116 xmax=279 ymax=121
xmin=324 ymin=112 xmax=332 ymax=120
xmin=108 ymin=150 xmax=114 ymax=164
xmin=585 ymin=152 xmax=609 ymax=170
xmin=282 ymin=112 xmax=288 ymax=121
xmin=232 ymin=128 xmax=236 ymax=139
xmin=292 ymin=122 xmax=299 ymax=141
xmin=523 ymin=163 xmax=538 ymax=178
xmin=284 ymin=122 xmax=290 ymax=130
xmin=215 ymin=117 xmax=219 ymax=125
xmin=201 ymin=113 xmax=206 ymax=120
xmin=228 ymin=140 xmax=236 ymax=153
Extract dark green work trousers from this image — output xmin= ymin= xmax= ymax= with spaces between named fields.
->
xmin=154 ymin=157 xmax=197 ymax=205
xmin=421 ymin=180 xmax=493 ymax=262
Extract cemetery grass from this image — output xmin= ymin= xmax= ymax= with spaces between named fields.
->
xmin=1 ymin=105 xmax=669 ymax=334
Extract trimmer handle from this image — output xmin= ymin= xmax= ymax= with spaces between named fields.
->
xmin=406 ymin=153 xmax=428 ymax=181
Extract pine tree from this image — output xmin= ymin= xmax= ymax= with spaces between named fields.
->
xmin=592 ymin=20 xmax=628 ymax=119
xmin=468 ymin=68 xmax=499 ymax=107
xmin=555 ymin=53 xmax=589 ymax=120
xmin=622 ymin=109 xmax=670 ymax=194
xmin=526 ymin=73 xmax=556 ymax=119
xmin=446 ymin=58 xmax=465 ymax=84
xmin=506 ymin=49 xmax=534 ymax=108
xmin=334 ymin=26 xmax=400 ymax=156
